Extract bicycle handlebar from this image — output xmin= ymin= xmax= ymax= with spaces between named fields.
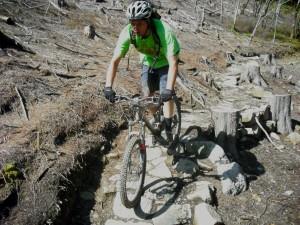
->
xmin=114 ymin=95 xmax=161 ymax=106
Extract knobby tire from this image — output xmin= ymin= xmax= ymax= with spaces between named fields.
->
xmin=120 ymin=135 xmax=146 ymax=208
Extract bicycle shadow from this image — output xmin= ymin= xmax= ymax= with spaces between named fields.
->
xmin=133 ymin=176 xmax=194 ymax=220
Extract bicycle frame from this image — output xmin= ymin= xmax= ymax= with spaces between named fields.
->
xmin=115 ymin=94 xmax=179 ymax=147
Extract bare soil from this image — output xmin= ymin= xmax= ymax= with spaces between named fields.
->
xmin=0 ymin=1 xmax=299 ymax=225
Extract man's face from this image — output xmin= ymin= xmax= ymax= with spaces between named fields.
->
xmin=130 ymin=19 xmax=149 ymax=37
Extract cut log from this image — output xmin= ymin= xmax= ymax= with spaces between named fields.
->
xmin=211 ymin=104 xmax=240 ymax=160
xmin=267 ymin=94 xmax=292 ymax=134
xmin=239 ymin=61 xmax=268 ymax=87
xmin=271 ymin=65 xmax=283 ymax=79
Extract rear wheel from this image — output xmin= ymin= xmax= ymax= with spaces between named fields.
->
xmin=120 ymin=135 xmax=146 ymax=208
xmin=171 ymin=96 xmax=181 ymax=141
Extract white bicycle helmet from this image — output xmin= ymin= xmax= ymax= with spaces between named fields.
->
xmin=126 ymin=1 xmax=152 ymax=20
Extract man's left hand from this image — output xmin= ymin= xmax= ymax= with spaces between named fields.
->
xmin=161 ymin=89 xmax=174 ymax=102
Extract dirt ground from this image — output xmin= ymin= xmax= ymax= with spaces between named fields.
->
xmin=0 ymin=0 xmax=300 ymax=225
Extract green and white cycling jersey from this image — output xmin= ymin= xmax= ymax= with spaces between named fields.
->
xmin=113 ymin=19 xmax=180 ymax=69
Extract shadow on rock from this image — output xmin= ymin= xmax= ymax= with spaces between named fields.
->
xmin=134 ymin=176 xmax=194 ymax=220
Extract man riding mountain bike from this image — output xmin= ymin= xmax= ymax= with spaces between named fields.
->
xmin=103 ymin=0 xmax=180 ymax=146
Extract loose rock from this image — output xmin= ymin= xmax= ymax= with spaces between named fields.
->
xmin=193 ymin=203 xmax=223 ymax=225
xmin=217 ymin=162 xmax=247 ymax=195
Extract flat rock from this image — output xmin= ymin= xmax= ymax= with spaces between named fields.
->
xmin=187 ymin=181 xmax=216 ymax=204
xmin=112 ymin=193 xmax=153 ymax=220
xmin=217 ymin=162 xmax=247 ymax=195
xmin=147 ymin=147 xmax=162 ymax=161
xmin=194 ymin=203 xmax=223 ymax=225
xmin=148 ymin=161 xmax=171 ymax=178
xmin=152 ymin=204 xmax=192 ymax=225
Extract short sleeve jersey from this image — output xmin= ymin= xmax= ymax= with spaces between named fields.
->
xmin=113 ymin=19 xmax=180 ymax=69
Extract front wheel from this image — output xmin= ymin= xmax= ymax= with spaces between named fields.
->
xmin=120 ymin=136 xmax=146 ymax=208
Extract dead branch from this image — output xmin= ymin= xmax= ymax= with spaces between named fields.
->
xmin=248 ymin=0 xmax=275 ymax=45
xmin=220 ymin=0 xmax=224 ymax=23
xmin=49 ymin=0 xmax=68 ymax=15
xmin=15 ymin=87 xmax=29 ymax=121
xmin=22 ymin=2 xmax=48 ymax=9
xmin=102 ymin=6 xmax=124 ymax=11
xmin=54 ymin=42 xmax=97 ymax=57
xmin=176 ymin=72 xmax=206 ymax=108
xmin=255 ymin=116 xmax=283 ymax=151
xmin=202 ymin=7 xmax=221 ymax=16
xmin=232 ymin=0 xmax=240 ymax=30
xmin=273 ymin=0 xmax=290 ymax=43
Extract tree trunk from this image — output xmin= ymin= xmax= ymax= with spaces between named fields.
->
xmin=273 ymin=0 xmax=280 ymax=43
xmin=220 ymin=0 xmax=223 ymax=23
xmin=290 ymin=0 xmax=300 ymax=39
xmin=211 ymin=104 xmax=240 ymax=160
xmin=232 ymin=0 xmax=240 ymax=31
xmin=248 ymin=0 xmax=273 ymax=46
xmin=267 ymin=94 xmax=292 ymax=134
xmin=239 ymin=61 xmax=268 ymax=87
xmin=241 ymin=0 xmax=250 ymax=15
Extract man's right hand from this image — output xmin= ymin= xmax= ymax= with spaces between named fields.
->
xmin=103 ymin=87 xmax=116 ymax=103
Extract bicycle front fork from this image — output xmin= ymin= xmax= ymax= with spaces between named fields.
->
xmin=127 ymin=120 xmax=146 ymax=152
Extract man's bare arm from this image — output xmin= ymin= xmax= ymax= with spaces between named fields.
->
xmin=105 ymin=54 xmax=122 ymax=88
xmin=166 ymin=54 xmax=179 ymax=90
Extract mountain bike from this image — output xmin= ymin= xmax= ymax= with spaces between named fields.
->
xmin=115 ymin=94 xmax=181 ymax=208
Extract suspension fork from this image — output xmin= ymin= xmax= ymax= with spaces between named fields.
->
xmin=139 ymin=120 xmax=146 ymax=153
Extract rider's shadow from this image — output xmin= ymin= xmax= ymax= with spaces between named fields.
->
xmin=134 ymin=176 xmax=194 ymax=220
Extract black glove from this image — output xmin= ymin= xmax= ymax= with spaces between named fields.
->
xmin=103 ymin=87 xmax=116 ymax=103
xmin=161 ymin=89 xmax=174 ymax=102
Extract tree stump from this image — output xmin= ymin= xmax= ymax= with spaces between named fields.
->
xmin=271 ymin=65 xmax=283 ymax=79
xmin=226 ymin=51 xmax=235 ymax=63
xmin=83 ymin=25 xmax=96 ymax=39
xmin=211 ymin=104 xmax=240 ymax=160
xmin=267 ymin=94 xmax=292 ymax=134
xmin=260 ymin=54 xmax=274 ymax=65
xmin=239 ymin=61 xmax=268 ymax=87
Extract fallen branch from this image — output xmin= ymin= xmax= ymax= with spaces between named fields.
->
xmin=102 ymin=6 xmax=124 ymax=11
xmin=49 ymin=0 xmax=68 ymax=15
xmin=176 ymin=73 xmax=206 ymax=108
xmin=202 ymin=7 xmax=221 ymax=16
xmin=54 ymin=42 xmax=97 ymax=57
xmin=15 ymin=87 xmax=29 ymax=121
xmin=255 ymin=116 xmax=283 ymax=151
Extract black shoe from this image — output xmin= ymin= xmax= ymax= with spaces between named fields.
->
xmin=167 ymin=135 xmax=179 ymax=155
xmin=166 ymin=130 xmax=173 ymax=143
